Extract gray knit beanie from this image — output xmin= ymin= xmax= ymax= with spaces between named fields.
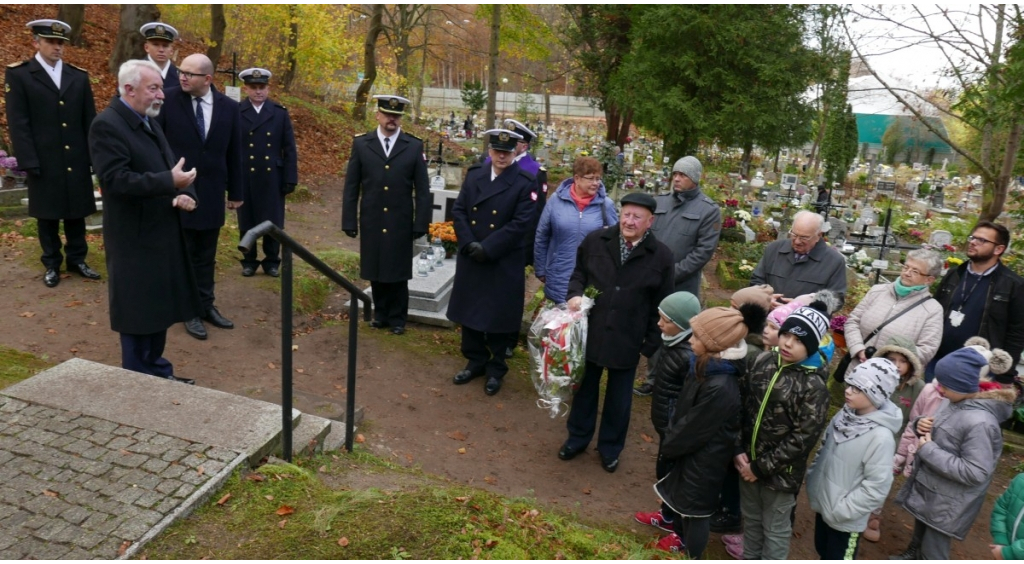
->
xmin=659 ymin=291 xmax=701 ymax=331
xmin=672 ymin=156 xmax=702 ymax=183
xmin=847 ymin=358 xmax=900 ymax=408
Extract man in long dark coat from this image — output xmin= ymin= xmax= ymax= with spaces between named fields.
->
xmin=88 ymin=59 xmax=201 ymax=384
xmin=156 ymin=53 xmax=243 ymax=340
xmin=447 ymin=129 xmax=536 ymax=396
xmin=342 ymin=95 xmax=431 ymax=335
xmin=5 ymin=19 xmax=98 ymax=287
xmin=236 ymin=67 xmax=297 ymax=277
xmin=503 ymin=119 xmax=547 ymax=267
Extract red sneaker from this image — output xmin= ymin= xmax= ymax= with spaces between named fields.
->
xmin=633 ymin=509 xmax=674 ymax=533
xmin=656 ymin=533 xmax=685 ymax=553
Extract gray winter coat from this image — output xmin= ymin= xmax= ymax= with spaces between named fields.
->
xmin=806 ymin=402 xmax=903 ymax=532
xmin=895 ymin=388 xmax=1015 ymax=540
xmin=650 ymin=188 xmax=721 ymax=296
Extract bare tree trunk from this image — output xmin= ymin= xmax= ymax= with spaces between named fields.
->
xmin=983 ymin=120 xmax=1022 ymax=222
xmin=740 ymin=142 xmax=754 ymax=178
xmin=108 ymin=5 xmax=160 ymax=75
xmin=281 ymin=6 xmax=299 ymax=92
xmin=485 ymin=5 xmax=500 ymax=138
xmin=412 ymin=19 xmax=430 ymax=124
xmin=353 ymin=5 xmax=384 ymax=121
xmin=57 ymin=5 xmax=86 ymax=47
xmin=207 ymin=5 xmax=227 ymax=67
xmin=544 ymin=89 xmax=551 ymax=126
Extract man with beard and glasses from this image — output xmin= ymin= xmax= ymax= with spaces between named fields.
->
xmin=88 ymin=59 xmax=201 ymax=384
xmin=929 ymin=221 xmax=1024 ymax=383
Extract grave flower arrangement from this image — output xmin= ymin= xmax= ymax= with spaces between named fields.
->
xmin=528 ymin=286 xmax=600 ymax=417
xmin=0 ymin=151 xmax=26 ymax=178
xmin=428 ymin=221 xmax=458 ymax=257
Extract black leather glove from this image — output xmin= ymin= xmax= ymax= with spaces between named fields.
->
xmin=344 ymin=230 xmax=358 ymax=238
xmin=412 ymin=231 xmax=426 ymax=241
xmin=27 ymin=167 xmax=41 ymax=177
xmin=466 ymin=242 xmax=487 ymax=263
xmin=283 ymin=183 xmax=296 ymax=195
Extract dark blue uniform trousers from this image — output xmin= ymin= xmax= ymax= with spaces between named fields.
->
xmin=371 ymin=280 xmax=409 ymax=328
xmin=565 ymin=360 xmax=636 ymax=459
xmin=120 ymin=331 xmax=173 ymax=377
xmin=38 ymin=218 xmax=87 ymax=270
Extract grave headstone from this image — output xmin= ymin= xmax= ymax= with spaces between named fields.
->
xmin=751 ymin=201 xmax=765 ymax=218
xmin=430 ymin=188 xmax=460 ymax=224
xmin=876 ymin=180 xmax=896 ymax=192
xmin=928 ymin=230 xmax=953 ymax=248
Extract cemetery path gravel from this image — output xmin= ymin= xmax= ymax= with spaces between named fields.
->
xmin=0 ymin=179 xmax=1013 ymax=559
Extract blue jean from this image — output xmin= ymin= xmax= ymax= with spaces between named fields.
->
xmin=565 ymin=360 xmax=636 ymax=460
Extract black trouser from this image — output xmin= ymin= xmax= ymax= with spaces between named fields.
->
xmin=460 ymin=326 xmax=516 ymax=379
xmin=120 ymin=331 xmax=173 ymax=377
xmin=721 ymin=463 xmax=741 ymax=517
xmin=565 ymin=361 xmax=636 ymax=460
xmin=814 ymin=513 xmax=861 ymax=560
xmin=37 ymin=217 xmax=87 ymax=270
xmin=674 ymin=516 xmax=710 ymax=560
xmin=655 ymin=438 xmax=679 ymax=524
xmin=370 ymin=280 xmax=409 ymax=328
xmin=183 ymin=227 xmax=220 ymax=310
xmin=241 ymin=233 xmax=281 ymax=270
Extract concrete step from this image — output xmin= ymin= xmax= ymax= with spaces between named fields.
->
xmin=240 ymin=386 xmax=363 ymax=425
xmin=275 ymin=413 xmax=337 ymax=458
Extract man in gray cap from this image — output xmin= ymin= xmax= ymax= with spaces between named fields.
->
xmin=635 ymin=155 xmax=721 ymax=396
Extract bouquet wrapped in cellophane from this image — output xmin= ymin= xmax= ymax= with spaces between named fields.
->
xmin=528 ymin=293 xmax=596 ymax=418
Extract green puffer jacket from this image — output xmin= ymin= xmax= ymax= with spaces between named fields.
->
xmin=992 ymin=473 xmax=1024 ymax=560
xmin=738 ymin=349 xmax=830 ymax=494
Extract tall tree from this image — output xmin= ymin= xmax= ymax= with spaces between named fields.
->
xmin=207 ymin=5 xmax=226 ymax=66
xmin=485 ymin=5 xmax=500 ymax=133
xmin=109 ymin=5 xmax=160 ymax=74
xmin=353 ymin=5 xmax=384 ymax=121
xmin=282 ymin=5 xmax=299 ymax=92
xmin=56 ymin=5 xmax=86 ymax=47
xmin=807 ymin=5 xmax=850 ymax=175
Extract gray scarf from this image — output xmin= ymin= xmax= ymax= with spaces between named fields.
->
xmin=831 ymin=405 xmax=879 ymax=444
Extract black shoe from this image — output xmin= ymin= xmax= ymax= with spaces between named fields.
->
xmin=69 ymin=263 xmax=101 ymax=280
xmin=167 ymin=375 xmax=195 ymax=385
xmin=633 ymin=383 xmax=654 ymax=397
xmin=242 ymin=266 xmax=256 ymax=277
xmin=889 ymin=546 xmax=921 ymax=560
xmin=43 ymin=268 xmax=60 ymax=288
xmin=369 ymin=320 xmax=388 ymax=329
xmin=484 ymin=376 xmax=502 ymax=395
xmin=558 ymin=443 xmax=584 ymax=461
xmin=185 ymin=317 xmax=207 ymax=340
xmin=453 ymin=369 xmax=483 ymax=385
xmin=204 ymin=306 xmax=234 ymax=329
xmin=390 ymin=326 xmax=405 ymax=335
xmin=265 ymin=266 xmax=279 ymax=277
xmin=709 ymin=511 xmax=742 ymax=533
xmin=600 ymin=455 xmax=619 ymax=473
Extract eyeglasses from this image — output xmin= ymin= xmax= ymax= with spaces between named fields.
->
xmin=967 ymin=235 xmax=999 ymax=246
xmin=788 ymin=231 xmax=816 ymax=243
xmin=179 ymin=70 xmax=207 ymax=81
xmin=579 ymin=176 xmax=602 ymax=184
xmin=900 ymin=265 xmax=928 ymax=277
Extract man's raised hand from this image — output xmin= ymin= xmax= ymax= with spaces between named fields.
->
xmin=171 ymin=158 xmax=196 ymax=189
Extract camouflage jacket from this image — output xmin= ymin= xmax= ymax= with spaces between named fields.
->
xmin=738 ymin=349 xmax=830 ymax=494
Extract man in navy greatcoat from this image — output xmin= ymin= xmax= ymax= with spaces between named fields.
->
xmin=503 ymin=118 xmax=547 ymax=267
xmin=447 ymin=129 xmax=536 ymax=396
xmin=5 ymin=19 xmax=99 ymax=288
xmin=236 ymin=67 xmax=297 ymax=277
xmin=342 ymin=95 xmax=431 ymax=335
xmin=156 ymin=53 xmax=243 ymax=341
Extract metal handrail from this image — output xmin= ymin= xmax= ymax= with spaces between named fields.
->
xmin=239 ymin=220 xmax=372 ymax=460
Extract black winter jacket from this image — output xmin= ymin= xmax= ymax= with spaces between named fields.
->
xmin=650 ymin=339 xmax=692 ymax=437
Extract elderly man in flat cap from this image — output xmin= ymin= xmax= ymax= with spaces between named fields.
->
xmin=5 ymin=19 xmax=98 ymax=288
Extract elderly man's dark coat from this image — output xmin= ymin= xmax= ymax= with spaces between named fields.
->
xmin=446 ymin=162 xmax=535 ymax=333
xmin=89 ymin=98 xmax=201 ymax=334
xmin=4 ymin=58 xmax=97 ymax=219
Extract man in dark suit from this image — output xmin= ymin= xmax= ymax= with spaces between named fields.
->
xmin=88 ymin=59 xmax=201 ymax=384
xmin=342 ymin=95 xmax=431 ymax=335
xmin=236 ymin=67 xmax=298 ymax=277
xmin=447 ymin=129 xmax=536 ymax=396
xmin=5 ymin=19 xmax=99 ymax=288
xmin=140 ymin=22 xmax=179 ymax=86
xmin=156 ymin=53 xmax=243 ymax=340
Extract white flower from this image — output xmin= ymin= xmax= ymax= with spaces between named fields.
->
xmin=736 ymin=210 xmax=752 ymax=221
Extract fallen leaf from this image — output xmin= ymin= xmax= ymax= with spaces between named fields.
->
xmin=485 ymin=540 xmax=499 ymax=549
xmin=216 ymin=493 xmax=231 ymax=505
xmin=278 ymin=519 xmax=287 ymax=529
xmin=42 ymin=489 xmax=59 ymax=498
xmin=197 ymin=466 xmax=205 ymax=476
xmin=318 ymin=465 xmax=327 ymax=473
xmin=447 ymin=430 xmax=467 ymax=441
xmin=120 ymin=449 xmax=130 ymax=455
xmin=18 ymin=311 xmax=34 ymax=318
xmin=172 ymin=401 xmax=180 ymax=405
xmin=296 ymin=368 xmax=304 ymax=374
xmin=88 ymin=321 xmax=97 ymax=325
xmin=118 ymin=540 xmax=132 ymax=556
xmin=454 ymin=496 xmax=469 ymax=503
xmin=46 ymin=328 xmax=57 ymax=334
xmin=268 ymin=362 xmax=276 ymax=369
xmin=337 ymin=537 xmax=349 ymax=547
xmin=457 ymin=447 xmax=466 ymax=454
xmin=265 ymin=495 xmax=274 ymax=501
xmin=291 ymin=345 xmax=298 ymax=351
xmin=69 ymin=348 xmax=79 ymax=353
xmin=245 ymin=473 xmax=265 ymax=482
xmin=582 ymin=487 xmax=592 ymax=495
xmin=640 ymin=433 xmax=654 ymax=443
xmin=401 ymin=393 xmax=409 ymax=399
xmin=64 ymin=300 xmax=84 ymax=307
xmin=354 ymin=434 xmax=365 ymax=443
xmin=275 ymin=505 xmax=295 ymax=516
xmin=484 ymin=476 xmax=497 ymax=485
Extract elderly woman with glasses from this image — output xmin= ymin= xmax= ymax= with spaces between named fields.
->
xmin=533 ymin=156 xmax=618 ymax=303
xmin=841 ymin=248 xmax=945 ymax=380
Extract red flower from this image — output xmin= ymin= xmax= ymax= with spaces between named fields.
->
xmin=723 ymin=217 xmax=737 ymax=229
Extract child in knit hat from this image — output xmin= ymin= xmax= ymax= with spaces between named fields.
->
xmin=652 ymin=304 xmax=766 ymax=558
xmin=806 ymin=358 xmax=904 ymax=559
xmin=635 ymin=291 xmax=701 ymax=536
xmin=891 ymin=339 xmax=1016 ymax=560
xmin=735 ymin=301 xmax=831 ymax=559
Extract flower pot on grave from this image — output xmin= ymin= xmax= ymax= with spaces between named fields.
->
xmin=833 ymin=331 xmax=846 ymax=350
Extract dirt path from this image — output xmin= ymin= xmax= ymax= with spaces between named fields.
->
xmin=0 ymin=180 xmax=1019 ymax=559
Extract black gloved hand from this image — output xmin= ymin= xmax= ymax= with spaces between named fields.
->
xmin=283 ymin=183 xmax=297 ymax=195
xmin=412 ymin=231 xmax=426 ymax=241
xmin=466 ymin=242 xmax=488 ymax=263
xmin=27 ymin=167 xmax=41 ymax=177
xmin=344 ymin=230 xmax=358 ymax=238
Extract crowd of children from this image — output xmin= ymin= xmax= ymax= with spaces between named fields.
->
xmin=630 ymin=284 xmax=1019 ymax=560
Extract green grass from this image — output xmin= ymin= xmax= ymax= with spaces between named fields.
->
xmin=0 ymin=346 xmax=54 ymax=390
xmin=139 ymin=450 xmax=665 ymax=560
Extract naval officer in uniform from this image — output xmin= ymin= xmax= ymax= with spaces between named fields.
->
xmin=236 ymin=67 xmax=298 ymax=277
xmin=503 ymin=118 xmax=547 ymax=266
xmin=447 ymin=129 xmax=536 ymax=396
xmin=342 ymin=95 xmax=431 ymax=335
xmin=139 ymin=22 xmax=179 ymax=86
